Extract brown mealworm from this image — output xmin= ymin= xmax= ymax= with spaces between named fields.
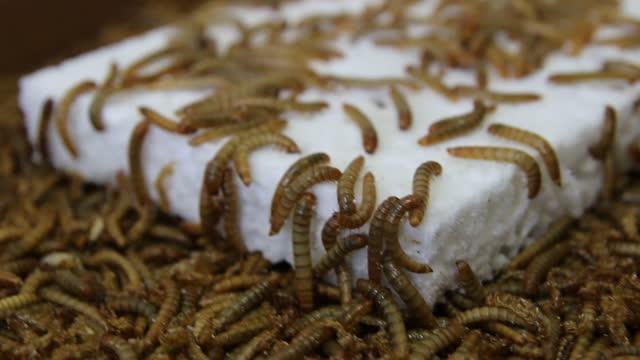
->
xmin=128 ymin=120 xmax=151 ymax=206
xmin=90 ymin=62 xmax=118 ymax=131
xmin=549 ymin=71 xmax=639 ymax=83
xmin=488 ymin=123 xmax=562 ymax=186
xmin=143 ymin=279 xmax=179 ymax=349
xmin=37 ymin=98 xmax=54 ymax=164
xmin=154 ymin=162 xmax=175 ymax=213
xmin=221 ymin=168 xmax=248 ymax=254
xmin=343 ymin=103 xmax=378 ymax=154
xmin=55 ymin=81 xmax=97 ymax=158
xmin=337 ymin=155 xmax=365 ymax=214
xmin=356 ymin=279 xmax=408 ymax=359
xmin=447 ymin=146 xmax=542 ymax=198
xmin=139 ymin=106 xmax=195 ymax=134
xmin=292 ymin=193 xmax=316 ymax=312
xmin=39 ymin=286 xmax=108 ymax=333
xmin=508 ymin=216 xmax=572 ymax=270
xmin=3 ymin=209 xmax=56 ymax=261
xmin=213 ymin=275 xmax=265 ymax=293
xmin=85 ymin=249 xmax=143 ymax=291
xmin=314 ymin=234 xmax=368 ymax=277
xmin=270 ymin=165 xmax=341 ymax=235
xmin=234 ymin=132 xmax=300 ymax=186
xmin=523 ymin=241 xmax=572 ymax=295
xmin=418 ymin=100 xmax=488 ymax=146
xmin=455 ymin=260 xmax=486 ymax=305
xmin=589 ymin=105 xmax=617 ymax=160
xmin=338 ymin=172 xmax=377 ymax=228
xmin=188 ymin=118 xmax=287 ymax=146
xmin=390 ymin=85 xmax=412 ymax=130
xmin=455 ymin=306 xmax=531 ymax=330
xmin=452 ymin=85 xmax=541 ymax=103
xmin=409 ymin=161 xmax=442 ymax=227
xmin=382 ymin=257 xmax=437 ymax=329
xmin=410 ymin=321 xmax=467 ymax=358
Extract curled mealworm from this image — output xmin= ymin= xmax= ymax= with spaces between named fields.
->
xmin=337 ymin=155 xmax=365 ymax=214
xmin=455 ymin=306 xmax=531 ymax=330
xmin=523 ymin=241 xmax=572 ymax=294
xmin=221 ymin=168 xmax=247 ymax=254
xmin=382 ymin=257 xmax=437 ymax=329
xmin=90 ymin=62 xmax=118 ymax=131
xmin=314 ymin=234 xmax=368 ymax=277
xmin=343 ymin=103 xmax=378 ymax=154
xmin=85 ymin=249 xmax=143 ymax=291
xmin=188 ymin=118 xmax=287 ymax=146
xmin=292 ymin=193 xmax=316 ymax=312
xmin=3 ymin=209 xmax=56 ymax=261
xmin=418 ymin=100 xmax=488 ymax=146
xmin=55 ymin=81 xmax=97 ymax=158
xmin=270 ymin=165 xmax=341 ymax=235
xmin=154 ymin=162 xmax=175 ymax=213
xmin=107 ymin=295 xmax=157 ymax=320
xmin=390 ymin=85 xmax=412 ymax=130
xmin=409 ymin=161 xmax=442 ymax=227
xmin=488 ymin=123 xmax=562 ymax=186
xmin=37 ymin=98 xmax=54 ymax=164
xmin=128 ymin=119 xmax=151 ymax=206
xmin=39 ymin=286 xmax=107 ymax=333
xmin=338 ymin=172 xmax=377 ymax=228
xmin=455 ymin=260 xmax=486 ymax=305
xmin=143 ymin=279 xmax=179 ymax=349
xmin=234 ymin=132 xmax=300 ymax=186
xmin=447 ymin=146 xmax=542 ymax=198
xmin=589 ymin=105 xmax=617 ymax=161
xmin=356 ymin=279 xmax=408 ymax=359
xmin=410 ymin=321 xmax=467 ymax=358
xmin=508 ymin=216 xmax=572 ymax=270
xmin=138 ymin=106 xmax=195 ymax=134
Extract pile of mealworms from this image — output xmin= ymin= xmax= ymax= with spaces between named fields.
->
xmin=8 ymin=0 xmax=640 ymax=358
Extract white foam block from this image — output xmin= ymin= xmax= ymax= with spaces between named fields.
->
xmin=18 ymin=0 xmax=640 ymax=303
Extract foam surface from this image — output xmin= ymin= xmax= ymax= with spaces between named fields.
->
xmin=19 ymin=0 xmax=640 ymax=302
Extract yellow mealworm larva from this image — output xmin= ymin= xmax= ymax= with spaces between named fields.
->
xmin=213 ymin=275 xmax=266 ymax=293
xmin=338 ymin=172 xmax=377 ymax=228
xmin=234 ymin=132 xmax=300 ymax=186
xmin=337 ymin=155 xmax=365 ymax=214
xmin=409 ymin=161 xmax=442 ymax=227
xmin=452 ymin=85 xmax=542 ymax=103
xmin=232 ymin=97 xmax=328 ymax=113
xmin=270 ymin=165 xmax=341 ymax=235
xmin=128 ymin=119 xmax=151 ymax=206
xmin=448 ymin=330 xmax=482 ymax=360
xmin=589 ymin=105 xmax=617 ymax=161
xmin=154 ymin=162 xmax=175 ymax=213
xmin=39 ymin=286 xmax=107 ymax=333
xmin=85 ymin=249 xmax=143 ymax=291
xmin=37 ymin=98 xmax=54 ymax=164
xmin=383 ymin=257 xmax=437 ymax=329
xmin=3 ymin=209 xmax=56 ymax=261
xmin=447 ymin=146 xmax=542 ymax=198
xmin=222 ymin=168 xmax=248 ymax=254
xmin=343 ymin=103 xmax=378 ymax=154
xmin=139 ymin=106 xmax=195 ymax=134
xmin=270 ymin=319 xmax=339 ymax=360
xmin=455 ymin=306 xmax=531 ymax=330
xmin=488 ymin=123 xmax=562 ymax=186
xmin=390 ymin=85 xmax=412 ymax=130
xmin=188 ymin=118 xmax=287 ymax=146
xmin=455 ymin=260 xmax=486 ymax=305
xmin=410 ymin=321 xmax=467 ymax=359
xmin=292 ymin=193 xmax=316 ymax=312
xmin=143 ymin=279 xmax=179 ymax=349
xmin=90 ymin=62 xmax=118 ymax=131
xmin=418 ymin=100 xmax=488 ymax=146
xmin=357 ymin=279 xmax=408 ymax=359
xmin=508 ymin=216 xmax=572 ymax=270
xmin=313 ymin=234 xmax=368 ymax=277
xmin=199 ymin=183 xmax=223 ymax=242
xmin=523 ymin=241 xmax=572 ymax=295
xmin=548 ymin=71 xmax=638 ymax=84
xmin=55 ymin=81 xmax=97 ymax=158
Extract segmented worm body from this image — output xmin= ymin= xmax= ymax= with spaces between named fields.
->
xmin=589 ymin=105 xmax=617 ymax=160
xmin=523 ymin=241 xmax=572 ymax=294
xmin=410 ymin=321 xmax=466 ymax=359
xmin=337 ymin=156 xmax=365 ymax=215
xmin=508 ymin=216 xmax=572 ymax=270
xmin=154 ymin=162 xmax=175 ymax=213
xmin=143 ymin=279 xmax=179 ymax=349
xmin=3 ymin=210 xmax=55 ymax=261
xmin=447 ymin=146 xmax=542 ymax=198
xmin=409 ymin=161 xmax=442 ymax=227
xmin=343 ymin=103 xmax=378 ymax=154
xmin=455 ymin=260 xmax=486 ymax=304
xmin=39 ymin=287 xmax=107 ymax=333
xmin=55 ymin=81 xmax=97 ymax=158
xmin=455 ymin=306 xmax=531 ymax=330
xmin=128 ymin=120 xmax=151 ymax=205
xmin=234 ymin=132 xmax=300 ymax=185
xmin=37 ymin=98 xmax=54 ymax=164
xmin=418 ymin=100 xmax=488 ymax=146
xmin=222 ymin=168 xmax=247 ymax=254
xmin=390 ymin=85 xmax=412 ymax=130
xmin=338 ymin=172 xmax=377 ymax=228
xmin=314 ymin=234 xmax=368 ymax=277
xmin=86 ymin=250 xmax=143 ymax=291
xmin=90 ymin=63 xmax=119 ymax=131
xmin=292 ymin=193 xmax=316 ymax=312
xmin=139 ymin=106 xmax=194 ymax=134
xmin=189 ymin=118 xmax=286 ymax=146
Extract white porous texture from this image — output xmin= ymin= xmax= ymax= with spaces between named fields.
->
xmin=19 ymin=0 xmax=640 ymax=303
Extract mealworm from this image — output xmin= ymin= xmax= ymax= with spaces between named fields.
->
xmin=107 ymin=295 xmax=157 ymax=320
xmin=409 ymin=321 xmax=466 ymax=359
xmin=85 ymin=250 xmax=143 ymax=291
xmin=328 ymin=76 xmax=418 ymax=89
xmin=222 ymin=168 xmax=248 ymax=254
xmin=314 ymin=234 xmax=368 ymax=277
xmin=488 ymin=123 xmax=562 ymax=186
xmin=39 ymin=286 xmax=107 ymax=333
xmin=610 ymin=241 xmax=640 ymax=257
xmin=589 ymin=105 xmax=617 ymax=161
xmin=212 ymin=312 xmax=274 ymax=347
xmin=292 ymin=193 xmax=316 ymax=312
xmin=447 ymin=146 xmax=542 ymax=198
xmin=3 ymin=209 xmax=55 ymax=261
xmin=451 ymin=85 xmax=541 ymax=103
xmin=128 ymin=119 xmax=151 ymax=206
xmin=202 ymin=137 xmax=244 ymax=196
xmin=196 ymin=275 xmax=279 ymax=344
xmin=286 ymin=306 xmax=342 ymax=338
xmin=37 ymin=98 xmax=54 ymax=164
xmin=343 ymin=103 xmax=378 ymax=154
xmin=52 ymin=270 xmax=103 ymax=301
xmin=603 ymin=152 xmax=617 ymax=203
xmin=508 ymin=216 xmax=572 ymax=270
xmin=55 ymin=80 xmax=97 ymax=157
xmin=154 ymin=162 xmax=175 ymax=213
xmin=455 ymin=260 xmax=486 ymax=305
xmin=455 ymin=307 xmax=531 ymax=330
xmin=270 ymin=319 xmax=340 ymax=360
xmin=523 ymin=241 xmax=572 ymax=295
xmin=199 ymin=182 xmax=223 ymax=243
xmin=128 ymin=200 xmax=154 ymax=241
xmin=409 ymin=161 xmax=442 ymax=227
xmin=406 ymin=65 xmax=455 ymax=98
xmin=0 ymin=271 xmax=22 ymax=289
xmin=390 ymin=85 xmax=412 ymax=130
xmin=188 ymin=118 xmax=287 ymax=146
xmin=549 ymin=71 xmax=639 ymax=83
xmin=102 ymin=336 xmax=137 ymax=360
xmin=418 ymin=100 xmax=488 ymax=146
xmin=51 ymin=340 xmax=99 ymax=360
xmin=232 ymin=97 xmax=328 ymax=113
xmin=357 ymin=279 xmax=408 ymax=359
xmin=230 ymin=327 xmax=280 ymax=360
xmin=0 ymin=258 xmax=38 ymax=276
xmin=582 ymin=338 xmax=609 ymax=360
xmin=0 ymin=227 xmax=25 ymax=243
xmin=213 ymin=275 xmax=265 ymax=293
xmin=601 ymin=295 xmax=630 ymax=345
xmin=448 ymin=330 xmax=482 ymax=360
xmin=484 ymin=292 xmax=543 ymax=330
xmin=139 ymin=106 xmax=195 ymax=134
xmin=337 ymin=156 xmax=365 ymax=214
xmin=143 ymin=279 xmax=179 ymax=349
xmin=339 ymin=171 xmax=377 ymax=229
xmin=382 ymin=257 xmax=437 ymax=329
xmin=605 ymin=345 xmax=640 ymax=358
xmin=234 ymin=132 xmax=300 ymax=185
xmin=270 ymin=165 xmax=341 ymax=235
xmin=90 ymin=62 xmax=118 ymax=131
xmin=0 ymin=293 xmax=39 ymax=318
xmin=484 ymin=322 xmax=532 ymax=345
